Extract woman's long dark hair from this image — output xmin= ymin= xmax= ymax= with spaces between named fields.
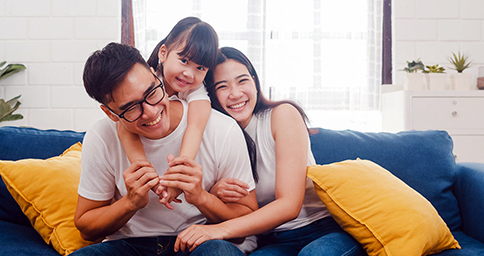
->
xmin=205 ymin=47 xmax=311 ymax=183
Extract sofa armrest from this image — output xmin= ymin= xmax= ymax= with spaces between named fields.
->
xmin=455 ymin=162 xmax=484 ymax=244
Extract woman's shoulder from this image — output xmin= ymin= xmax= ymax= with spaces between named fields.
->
xmin=270 ymin=103 xmax=306 ymax=134
xmin=271 ymin=103 xmax=302 ymax=121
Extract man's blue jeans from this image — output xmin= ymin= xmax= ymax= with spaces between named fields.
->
xmin=69 ymin=236 xmax=244 ymax=256
xmin=250 ymin=217 xmax=365 ymax=256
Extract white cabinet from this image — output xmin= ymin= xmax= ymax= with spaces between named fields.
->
xmin=381 ymin=89 xmax=484 ymax=163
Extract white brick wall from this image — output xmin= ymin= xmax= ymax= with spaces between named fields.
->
xmin=2 ymin=0 xmax=483 ymax=131
xmin=393 ymin=0 xmax=484 ymax=87
xmin=0 ymin=0 xmax=120 ymax=131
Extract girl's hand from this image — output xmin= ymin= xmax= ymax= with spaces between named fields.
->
xmin=209 ymin=178 xmax=250 ymax=203
xmin=175 ymin=224 xmax=226 ymax=252
xmin=158 ymin=187 xmax=183 ymax=210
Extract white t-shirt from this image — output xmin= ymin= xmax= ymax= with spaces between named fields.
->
xmin=79 ymin=99 xmax=255 ymax=241
xmin=178 ymin=83 xmax=209 ymax=103
xmin=245 ymin=109 xmax=331 ymax=232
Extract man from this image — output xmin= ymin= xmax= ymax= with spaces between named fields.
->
xmin=71 ymin=42 xmax=257 ymax=256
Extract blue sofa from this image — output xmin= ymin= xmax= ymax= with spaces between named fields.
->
xmin=1 ymin=126 xmax=483 ymax=255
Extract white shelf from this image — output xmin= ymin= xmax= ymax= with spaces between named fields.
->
xmin=381 ymin=89 xmax=484 ymax=163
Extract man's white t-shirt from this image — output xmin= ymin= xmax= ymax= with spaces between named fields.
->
xmin=78 ymin=99 xmax=255 ymax=241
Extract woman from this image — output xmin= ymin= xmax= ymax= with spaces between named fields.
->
xmin=174 ymin=47 xmax=364 ymax=256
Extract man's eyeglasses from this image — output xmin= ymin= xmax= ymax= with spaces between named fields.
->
xmin=106 ymin=75 xmax=165 ymax=123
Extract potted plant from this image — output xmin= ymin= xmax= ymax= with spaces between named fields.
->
xmin=0 ymin=61 xmax=26 ymax=123
xmin=423 ymin=64 xmax=447 ymax=90
xmin=447 ymin=51 xmax=474 ymax=90
xmin=403 ymin=59 xmax=425 ymax=90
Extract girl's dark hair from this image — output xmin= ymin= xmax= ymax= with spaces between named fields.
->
xmin=147 ymin=17 xmax=218 ymax=76
xmin=206 ymin=47 xmax=309 ymax=124
xmin=205 ymin=47 xmax=310 ymax=183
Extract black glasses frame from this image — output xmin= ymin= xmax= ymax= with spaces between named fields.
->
xmin=106 ymin=75 xmax=165 ymax=123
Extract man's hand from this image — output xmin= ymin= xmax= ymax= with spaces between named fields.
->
xmin=209 ymin=178 xmax=250 ymax=203
xmin=123 ymin=160 xmax=160 ymax=211
xmin=159 ymin=155 xmax=206 ymax=206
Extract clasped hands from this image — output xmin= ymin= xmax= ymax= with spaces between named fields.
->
xmin=152 ymin=154 xmax=184 ymax=210
xmin=123 ymin=154 xmax=206 ymax=210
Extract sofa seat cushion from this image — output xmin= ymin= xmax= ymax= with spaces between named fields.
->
xmin=308 ymin=159 xmax=460 ymax=256
xmin=434 ymin=232 xmax=484 ymax=255
xmin=0 ymin=220 xmax=59 ymax=256
xmin=309 ymin=128 xmax=461 ymax=231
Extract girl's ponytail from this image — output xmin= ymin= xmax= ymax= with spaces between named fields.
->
xmin=147 ymin=38 xmax=166 ymax=75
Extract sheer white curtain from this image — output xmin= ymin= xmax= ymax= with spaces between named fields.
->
xmin=132 ymin=0 xmax=382 ymax=131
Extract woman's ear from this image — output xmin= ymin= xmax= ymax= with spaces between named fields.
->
xmin=158 ymin=44 xmax=168 ymax=63
xmin=100 ymin=105 xmax=119 ymax=122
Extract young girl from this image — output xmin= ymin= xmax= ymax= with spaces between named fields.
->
xmin=173 ymin=47 xmax=365 ymax=256
xmin=117 ymin=17 xmax=218 ymax=209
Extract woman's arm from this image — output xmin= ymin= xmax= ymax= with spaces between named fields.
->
xmin=175 ymin=104 xmax=309 ymax=252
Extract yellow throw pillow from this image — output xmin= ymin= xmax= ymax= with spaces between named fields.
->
xmin=0 ymin=143 xmax=96 ymax=255
xmin=307 ymin=159 xmax=460 ymax=256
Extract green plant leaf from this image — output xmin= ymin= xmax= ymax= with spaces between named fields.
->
xmin=403 ymin=58 xmax=425 ymax=73
xmin=0 ymin=114 xmax=23 ymax=122
xmin=0 ymin=95 xmax=23 ymax=123
xmin=0 ymin=63 xmax=26 ymax=82
xmin=6 ymin=94 xmax=21 ymax=105
xmin=447 ymin=51 xmax=473 ymax=73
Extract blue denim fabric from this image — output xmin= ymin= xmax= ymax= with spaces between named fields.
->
xmin=191 ymin=240 xmax=244 ymax=256
xmin=250 ymin=217 xmax=364 ymax=256
xmin=69 ymin=236 xmax=243 ymax=256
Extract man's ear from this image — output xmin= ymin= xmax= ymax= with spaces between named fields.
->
xmin=158 ymin=44 xmax=168 ymax=63
xmin=100 ymin=105 xmax=119 ymax=122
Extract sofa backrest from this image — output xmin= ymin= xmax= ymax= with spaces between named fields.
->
xmin=0 ymin=126 xmax=85 ymax=161
xmin=309 ymin=128 xmax=461 ymax=231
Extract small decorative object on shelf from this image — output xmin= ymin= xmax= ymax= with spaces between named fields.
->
xmin=403 ymin=59 xmax=425 ymax=90
xmin=447 ymin=52 xmax=474 ymax=90
xmin=423 ymin=64 xmax=447 ymax=90
xmin=478 ymin=66 xmax=484 ymax=90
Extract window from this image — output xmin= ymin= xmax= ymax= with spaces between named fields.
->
xmin=132 ymin=0 xmax=383 ymax=131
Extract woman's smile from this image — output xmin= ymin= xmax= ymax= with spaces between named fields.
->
xmin=228 ymin=101 xmax=247 ymax=110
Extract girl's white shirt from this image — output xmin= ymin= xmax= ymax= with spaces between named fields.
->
xmin=178 ymin=83 xmax=210 ymax=103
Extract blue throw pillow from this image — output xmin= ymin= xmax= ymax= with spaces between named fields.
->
xmin=309 ymin=128 xmax=460 ymax=231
